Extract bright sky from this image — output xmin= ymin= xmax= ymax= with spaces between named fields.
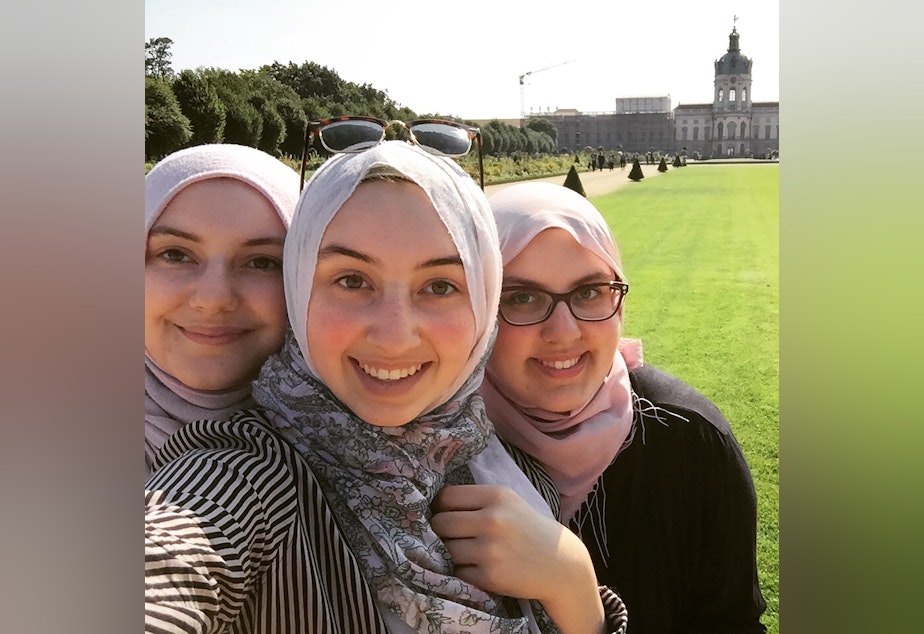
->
xmin=145 ymin=0 xmax=779 ymax=121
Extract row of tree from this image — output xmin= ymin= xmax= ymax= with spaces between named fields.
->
xmin=145 ymin=37 xmax=559 ymax=162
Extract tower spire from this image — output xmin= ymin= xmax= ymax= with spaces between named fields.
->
xmin=728 ymin=18 xmax=740 ymax=52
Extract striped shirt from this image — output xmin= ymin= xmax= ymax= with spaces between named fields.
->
xmin=145 ymin=411 xmax=627 ymax=633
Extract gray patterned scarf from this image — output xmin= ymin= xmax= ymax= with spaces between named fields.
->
xmin=253 ymin=332 xmax=531 ymax=633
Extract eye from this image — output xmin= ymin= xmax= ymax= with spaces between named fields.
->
xmin=501 ymin=289 xmax=540 ymax=305
xmin=335 ymin=273 xmax=369 ymax=290
xmin=157 ymin=248 xmax=193 ymax=264
xmin=424 ymin=280 xmax=459 ymax=296
xmin=575 ymin=286 xmax=601 ymax=301
xmin=247 ymin=256 xmax=281 ymax=272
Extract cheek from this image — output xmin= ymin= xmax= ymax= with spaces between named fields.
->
xmin=430 ymin=308 xmax=477 ymax=359
xmin=486 ymin=325 xmax=531 ymax=382
xmin=243 ymin=278 xmax=287 ymax=325
xmin=304 ymin=301 xmax=353 ymax=368
xmin=490 ymin=324 xmax=529 ymax=361
xmin=144 ymin=268 xmax=184 ymax=314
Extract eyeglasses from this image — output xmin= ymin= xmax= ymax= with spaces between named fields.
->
xmin=498 ymin=281 xmax=629 ymax=326
xmin=299 ymin=116 xmax=484 ymax=191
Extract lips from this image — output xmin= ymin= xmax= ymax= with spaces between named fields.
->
xmin=178 ymin=325 xmax=251 ymax=346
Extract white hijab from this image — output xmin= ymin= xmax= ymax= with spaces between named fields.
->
xmin=284 ymin=141 xmax=500 ymax=413
xmin=482 ymin=182 xmax=635 ymax=523
xmin=144 ymin=144 xmax=299 ymax=478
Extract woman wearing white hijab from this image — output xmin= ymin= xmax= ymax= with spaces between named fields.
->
xmin=481 ymin=182 xmax=767 ymax=633
xmin=144 ymin=144 xmax=299 ymax=478
xmin=146 ymin=143 xmax=627 ymax=634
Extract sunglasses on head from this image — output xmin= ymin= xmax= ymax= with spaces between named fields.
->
xmin=299 ymin=116 xmax=484 ymax=191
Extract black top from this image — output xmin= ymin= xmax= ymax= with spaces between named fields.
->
xmin=570 ymin=365 xmax=767 ymax=633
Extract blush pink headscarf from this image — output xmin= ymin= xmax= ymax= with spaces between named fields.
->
xmin=481 ymin=182 xmax=640 ymax=523
xmin=144 ymin=144 xmax=300 ymax=479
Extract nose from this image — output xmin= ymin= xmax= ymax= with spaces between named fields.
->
xmin=366 ymin=291 xmax=421 ymax=353
xmin=189 ymin=263 xmax=238 ymax=312
xmin=540 ymin=300 xmax=582 ymax=343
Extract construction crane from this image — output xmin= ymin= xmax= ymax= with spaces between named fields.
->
xmin=519 ymin=60 xmax=574 ymax=119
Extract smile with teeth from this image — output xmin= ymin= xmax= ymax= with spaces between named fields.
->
xmin=540 ymin=355 xmax=582 ymax=370
xmin=360 ymin=363 xmax=423 ymax=381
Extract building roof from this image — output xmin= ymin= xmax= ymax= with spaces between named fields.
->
xmin=714 ymin=27 xmax=753 ymax=75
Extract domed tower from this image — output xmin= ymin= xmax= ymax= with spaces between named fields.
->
xmin=712 ymin=25 xmax=753 ymax=157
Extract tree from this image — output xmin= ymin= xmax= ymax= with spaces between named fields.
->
xmin=658 ymin=156 xmax=668 ymax=172
xmin=563 ymin=165 xmax=586 ymax=196
xmin=526 ymin=118 xmax=558 ymax=145
xmin=145 ymin=37 xmax=175 ymax=79
xmin=145 ymin=76 xmax=191 ymax=160
xmin=172 ymin=69 xmax=226 ymax=146
xmin=202 ymin=69 xmax=263 ymax=147
xmin=241 ymin=70 xmax=306 ymax=156
xmin=251 ymin=95 xmax=286 ymax=154
xmin=628 ymin=157 xmax=645 ymax=181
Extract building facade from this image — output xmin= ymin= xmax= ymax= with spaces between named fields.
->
xmin=528 ymin=27 xmax=779 ymax=158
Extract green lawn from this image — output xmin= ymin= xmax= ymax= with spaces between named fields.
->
xmin=592 ymin=165 xmax=780 ymax=633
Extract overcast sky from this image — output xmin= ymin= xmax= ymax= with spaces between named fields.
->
xmin=145 ymin=0 xmax=779 ymax=120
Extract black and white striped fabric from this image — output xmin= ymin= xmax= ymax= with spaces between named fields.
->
xmin=145 ymin=411 xmax=628 ymax=634
xmin=145 ymin=411 xmax=387 ymax=634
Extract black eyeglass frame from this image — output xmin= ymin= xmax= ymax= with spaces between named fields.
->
xmin=498 ymin=281 xmax=630 ymax=326
xmin=299 ymin=116 xmax=484 ymax=191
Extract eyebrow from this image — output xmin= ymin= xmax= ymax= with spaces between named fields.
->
xmin=317 ymin=244 xmax=463 ymax=270
xmin=148 ymin=226 xmax=284 ymax=247
xmin=503 ymin=271 xmax=612 ymax=289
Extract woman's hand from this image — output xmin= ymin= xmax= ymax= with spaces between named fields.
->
xmin=432 ymin=484 xmax=605 ymax=634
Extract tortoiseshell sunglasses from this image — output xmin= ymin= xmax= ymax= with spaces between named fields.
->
xmin=299 ymin=116 xmax=483 ymax=191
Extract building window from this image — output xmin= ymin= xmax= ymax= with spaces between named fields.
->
xmin=765 ymin=125 xmax=771 ymax=139
xmin=730 ymin=88 xmax=737 ymax=102
xmin=728 ymin=122 xmax=737 ymax=139
xmin=693 ymin=127 xmax=699 ymax=140
xmin=718 ymin=89 xmax=724 ymax=102
xmin=753 ymin=126 xmax=759 ymax=139
xmin=682 ymin=127 xmax=688 ymax=140
xmin=742 ymin=88 xmax=747 ymax=102
xmin=740 ymin=122 xmax=747 ymax=138
xmin=717 ymin=122 xmax=724 ymax=139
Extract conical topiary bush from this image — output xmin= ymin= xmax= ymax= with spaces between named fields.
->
xmin=672 ymin=154 xmax=682 ymax=168
xmin=563 ymin=165 xmax=586 ymax=197
xmin=658 ymin=156 xmax=668 ymax=172
xmin=628 ymin=157 xmax=644 ymax=181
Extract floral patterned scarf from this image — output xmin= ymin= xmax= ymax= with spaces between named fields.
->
xmin=253 ymin=333 xmax=533 ymax=633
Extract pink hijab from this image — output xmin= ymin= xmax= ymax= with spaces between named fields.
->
xmin=481 ymin=182 xmax=639 ymax=522
xmin=144 ymin=144 xmax=300 ymax=479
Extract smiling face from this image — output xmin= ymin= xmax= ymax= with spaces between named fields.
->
xmin=305 ymin=179 xmax=476 ymax=427
xmin=144 ymin=178 xmax=288 ymax=391
xmin=487 ymin=227 xmax=621 ymax=414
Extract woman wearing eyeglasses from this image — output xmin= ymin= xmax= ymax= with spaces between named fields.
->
xmin=146 ymin=142 xmax=627 ymax=633
xmin=144 ymin=144 xmax=299 ymax=479
xmin=480 ymin=182 xmax=767 ymax=633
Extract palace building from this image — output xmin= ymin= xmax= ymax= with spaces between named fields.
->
xmin=525 ymin=27 xmax=779 ymax=158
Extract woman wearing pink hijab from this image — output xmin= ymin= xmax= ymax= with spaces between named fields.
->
xmin=144 ymin=144 xmax=299 ymax=478
xmin=481 ymin=182 xmax=767 ymax=633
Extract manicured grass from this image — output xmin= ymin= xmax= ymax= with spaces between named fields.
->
xmin=592 ymin=165 xmax=780 ymax=633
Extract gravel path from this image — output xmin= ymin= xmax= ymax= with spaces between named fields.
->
xmin=485 ymin=161 xmax=667 ymax=198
